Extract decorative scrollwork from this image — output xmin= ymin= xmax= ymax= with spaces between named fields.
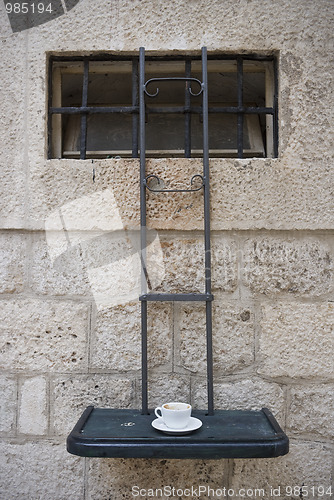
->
xmin=144 ymin=77 xmax=203 ymax=98
xmin=144 ymin=174 xmax=204 ymax=193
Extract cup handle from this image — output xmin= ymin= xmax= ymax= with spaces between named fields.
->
xmin=155 ymin=407 xmax=163 ymax=418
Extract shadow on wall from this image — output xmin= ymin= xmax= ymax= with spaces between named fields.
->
xmin=45 ymin=188 xmax=165 ymax=310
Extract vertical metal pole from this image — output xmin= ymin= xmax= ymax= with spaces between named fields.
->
xmin=237 ymin=57 xmax=243 ymax=159
xmin=141 ymin=300 xmax=148 ymax=414
xmin=139 ymin=47 xmax=149 ymax=414
xmin=80 ymin=57 xmax=89 ymax=160
xmin=184 ymin=58 xmax=191 ymax=158
xmin=132 ymin=57 xmax=139 ymax=158
xmin=202 ymin=47 xmax=214 ymax=416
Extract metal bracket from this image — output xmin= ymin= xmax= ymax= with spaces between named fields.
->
xmin=144 ymin=174 xmax=204 ymax=193
xmin=144 ymin=77 xmax=203 ymax=97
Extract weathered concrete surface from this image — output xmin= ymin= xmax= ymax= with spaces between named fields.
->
xmin=258 ymin=302 xmax=334 ymax=379
xmin=243 ymin=236 xmax=333 ymax=296
xmin=0 ymin=299 xmax=89 ymax=372
xmin=0 ymin=232 xmax=27 ymax=293
xmin=0 ymin=376 xmax=17 ymax=434
xmin=178 ymin=301 xmax=254 ymax=375
xmin=231 ymin=442 xmax=333 ymax=498
xmin=0 ymin=441 xmax=84 ymax=500
xmin=0 ymin=37 xmax=27 ymax=229
xmin=28 ymin=158 xmax=334 ymax=231
xmin=91 ymin=302 xmax=172 ymax=371
xmin=18 ymin=376 xmax=48 ymax=435
xmin=87 ymin=457 xmax=228 ymax=500
xmin=288 ymin=384 xmax=334 ymax=439
xmin=52 ymin=374 xmax=136 ymax=435
xmin=192 ymin=378 xmax=285 ymax=420
xmin=0 ymin=0 xmax=333 ymax=497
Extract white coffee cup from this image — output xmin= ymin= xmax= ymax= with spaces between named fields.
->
xmin=154 ymin=402 xmax=192 ymax=429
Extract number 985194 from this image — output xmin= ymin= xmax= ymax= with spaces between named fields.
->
xmin=5 ymin=3 xmax=53 ymax=14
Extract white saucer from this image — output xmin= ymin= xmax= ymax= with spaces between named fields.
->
xmin=151 ymin=417 xmax=202 ymax=435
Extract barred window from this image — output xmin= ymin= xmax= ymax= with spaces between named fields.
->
xmin=48 ymin=52 xmax=277 ymax=159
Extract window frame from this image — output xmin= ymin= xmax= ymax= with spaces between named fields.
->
xmin=47 ymin=52 xmax=278 ymax=160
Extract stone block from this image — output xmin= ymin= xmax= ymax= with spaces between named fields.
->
xmin=0 ymin=232 xmax=26 ymax=293
xmin=0 ymin=298 xmax=88 ymax=372
xmin=29 ymin=157 xmax=334 ymax=233
xmin=210 ymin=159 xmax=334 ymax=231
xmin=212 ymin=237 xmax=238 ymax=292
xmin=30 ymin=231 xmax=98 ymax=297
xmin=41 ymin=177 xmax=126 ymax=233
xmin=0 ymin=441 xmax=84 ymax=500
xmin=27 ymin=0 xmax=112 ymax=52
xmin=151 ymin=237 xmax=205 ymax=293
xmin=80 ymin=229 xmax=145 ymax=309
xmin=33 ymin=227 xmax=150 ymax=308
xmin=177 ymin=301 xmax=254 ymax=375
xmin=243 ymin=236 xmax=333 ymax=296
xmin=87 ymin=457 xmax=228 ymax=500
xmin=28 ymin=160 xmax=140 ymax=231
xmin=279 ymin=49 xmax=334 ymax=162
xmin=147 ymin=373 xmax=191 ymax=408
xmin=288 ymin=384 xmax=334 ymax=438
xmin=258 ymin=302 xmax=334 ymax=379
xmin=91 ymin=302 xmax=172 ymax=371
xmin=18 ymin=376 xmax=47 ymax=435
xmin=102 ymin=161 xmax=141 ymax=230
xmin=52 ymin=375 xmax=136 ymax=435
xmin=24 ymin=54 xmax=46 ymax=163
xmin=145 ymin=159 xmax=205 ymax=230
xmin=0 ymin=39 xmax=26 ymax=228
xmin=192 ymin=378 xmax=285 ymax=421
xmin=0 ymin=162 xmax=26 ymax=229
xmin=150 ymin=235 xmax=238 ymax=293
xmin=231 ymin=441 xmax=333 ymax=499
xmin=0 ymin=376 xmax=17 ymax=433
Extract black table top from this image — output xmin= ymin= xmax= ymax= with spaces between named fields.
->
xmin=67 ymin=407 xmax=289 ymax=459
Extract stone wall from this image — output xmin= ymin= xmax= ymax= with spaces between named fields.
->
xmin=0 ymin=0 xmax=333 ymax=498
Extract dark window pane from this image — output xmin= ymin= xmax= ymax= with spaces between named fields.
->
xmin=85 ymin=114 xmax=133 ymax=153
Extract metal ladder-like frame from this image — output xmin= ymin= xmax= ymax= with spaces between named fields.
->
xmin=65 ymin=47 xmax=289 ymax=461
xmin=138 ymin=47 xmax=214 ymax=416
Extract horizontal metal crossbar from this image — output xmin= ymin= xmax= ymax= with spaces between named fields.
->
xmin=139 ymin=293 xmax=214 ymax=302
xmin=50 ymin=106 xmax=138 ymax=114
xmin=146 ymin=106 xmax=274 ymax=115
xmin=50 ymin=105 xmax=274 ymax=116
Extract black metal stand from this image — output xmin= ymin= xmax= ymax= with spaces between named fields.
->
xmin=66 ymin=47 xmax=288 ymax=459
xmin=139 ymin=46 xmax=214 ymax=415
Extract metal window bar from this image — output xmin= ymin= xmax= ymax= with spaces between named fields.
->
xmin=184 ymin=58 xmax=192 ymax=158
xmin=237 ymin=56 xmax=244 ymax=159
xmin=80 ymin=58 xmax=89 ymax=160
xmin=47 ymin=56 xmax=53 ymax=159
